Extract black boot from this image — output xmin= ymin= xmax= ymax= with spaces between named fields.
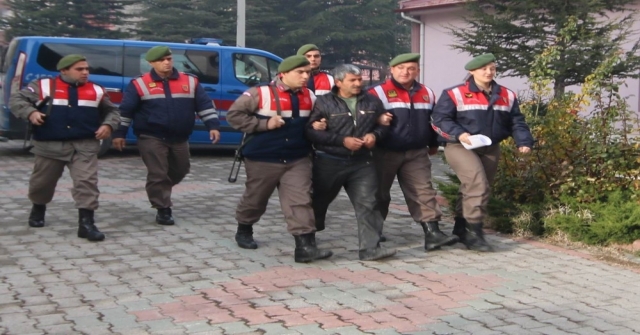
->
xmin=379 ymin=235 xmax=387 ymax=242
xmin=452 ymin=217 xmax=467 ymax=244
xmin=28 ymin=204 xmax=46 ymax=228
xmin=315 ymin=218 xmax=325 ymax=232
xmin=421 ymin=221 xmax=459 ymax=251
xmin=464 ymin=222 xmax=493 ymax=252
xmin=156 ymin=208 xmax=175 ymax=225
xmin=359 ymin=246 xmax=396 ymax=261
xmin=293 ymin=233 xmax=333 ymax=263
xmin=77 ymin=209 xmax=105 ymax=241
xmin=235 ymin=224 xmax=257 ymax=249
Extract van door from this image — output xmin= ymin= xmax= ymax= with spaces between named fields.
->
xmin=220 ymin=50 xmax=281 ymax=146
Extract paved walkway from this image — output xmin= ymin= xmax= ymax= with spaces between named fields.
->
xmin=1 ymin=141 xmax=639 ymax=335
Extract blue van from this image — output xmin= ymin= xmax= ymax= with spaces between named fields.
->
xmin=0 ymin=36 xmax=282 ymax=155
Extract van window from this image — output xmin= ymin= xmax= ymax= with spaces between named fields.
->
xmin=36 ymin=43 xmax=123 ymax=76
xmin=124 ymin=47 xmax=219 ymax=84
xmin=233 ymin=53 xmax=279 ymax=86
xmin=1 ymin=39 xmax=19 ymax=73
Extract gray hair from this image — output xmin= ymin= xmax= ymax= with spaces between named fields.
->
xmin=332 ymin=64 xmax=362 ymax=81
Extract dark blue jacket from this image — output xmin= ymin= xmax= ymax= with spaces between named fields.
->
xmin=369 ymin=78 xmax=439 ymax=151
xmin=432 ymin=79 xmax=534 ymax=147
xmin=227 ymin=80 xmax=313 ymax=163
xmin=114 ymin=68 xmax=219 ymax=141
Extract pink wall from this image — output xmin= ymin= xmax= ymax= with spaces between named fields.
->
xmin=401 ymin=1 xmax=640 ymax=114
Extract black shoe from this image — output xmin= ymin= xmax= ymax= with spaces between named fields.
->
xmin=235 ymin=224 xmax=257 ymax=249
xmin=77 ymin=209 xmax=105 ymax=242
xmin=464 ymin=222 xmax=493 ymax=252
xmin=421 ymin=221 xmax=459 ymax=251
xmin=359 ymin=246 xmax=396 ymax=261
xmin=156 ymin=208 xmax=175 ymax=225
xmin=293 ymin=233 xmax=333 ymax=263
xmin=28 ymin=204 xmax=46 ymax=228
xmin=380 ymin=235 xmax=387 ymax=242
xmin=452 ymin=217 xmax=467 ymax=244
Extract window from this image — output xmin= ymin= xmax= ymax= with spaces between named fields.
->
xmin=233 ymin=53 xmax=279 ymax=86
xmin=124 ymin=47 xmax=219 ymax=84
xmin=36 ymin=43 xmax=122 ymax=76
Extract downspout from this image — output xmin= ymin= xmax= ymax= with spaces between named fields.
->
xmin=400 ymin=11 xmax=425 ymax=84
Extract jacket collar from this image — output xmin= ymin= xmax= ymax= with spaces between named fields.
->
xmin=467 ymin=78 xmax=499 ymax=95
xmin=274 ymin=77 xmax=305 ymax=93
xmin=330 ymin=85 xmax=367 ymax=100
xmin=390 ymin=77 xmax=421 ymax=94
xmin=150 ymin=67 xmax=179 ymax=81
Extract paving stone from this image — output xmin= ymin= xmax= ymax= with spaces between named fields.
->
xmin=1 ymin=142 xmax=640 ymax=335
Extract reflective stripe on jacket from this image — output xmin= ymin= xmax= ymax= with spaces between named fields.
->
xmin=369 ymin=79 xmax=439 ymax=151
xmin=115 ymin=68 xmax=219 ymax=141
xmin=312 ymin=72 xmax=335 ymax=96
xmin=431 ymin=80 xmax=534 ymax=147
xmin=241 ymin=83 xmax=315 ymax=162
xmin=33 ymin=77 xmax=103 ymax=141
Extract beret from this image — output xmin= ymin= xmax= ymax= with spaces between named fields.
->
xmin=278 ymin=55 xmax=310 ymax=73
xmin=145 ymin=46 xmax=172 ymax=62
xmin=464 ymin=53 xmax=496 ymax=70
xmin=296 ymin=44 xmax=319 ymax=56
xmin=56 ymin=54 xmax=87 ymax=70
xmin=389 ymin=53 xmax=420 ymax=67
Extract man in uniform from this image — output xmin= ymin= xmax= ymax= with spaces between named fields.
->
xmin=226 ymin=55 xmax=332 ymax=263
xmin=9 ymin=54 xmax=120 ymax=241
xmin=297 ymin=44 xmax=335 ymax=96
xmin=306 ymin=64 xmax=396 ymax=261
xmin=368 ymin=53 xmax=459 ymax=251
xmin=112 ymin=46 xmax=221 ymax=226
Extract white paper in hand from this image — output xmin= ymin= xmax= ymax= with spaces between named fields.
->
xmin=462 ymin=134 xmax=492 ymax=150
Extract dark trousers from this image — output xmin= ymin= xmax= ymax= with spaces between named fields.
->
xmin=374 ymin=147 xmax=442 ymax=223
xmin=29 ymin=153 xmax=99 ymax=210
xmin=444 ymin=143 xmax=500 ymax=223
xmin=137 ymin=135 xmax=190 ymax=209
xmin=312 ymin=155 xmax=383 ymax=251
xmin=235 ymin=157 xmax=315 ymax=235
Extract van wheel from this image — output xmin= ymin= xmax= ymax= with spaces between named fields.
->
xmin=98 ymin=137 xmax=112 ymax=157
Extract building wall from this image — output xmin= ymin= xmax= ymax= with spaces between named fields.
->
xmin=405 ymin=3 xmax=640 ymax=114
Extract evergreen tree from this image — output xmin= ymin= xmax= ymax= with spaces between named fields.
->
xmin=275 ymin=0 xmax=409 ymax=65
xmin=136 ymin=0 xmax=235 ymax=43
xmin=2 ymin=0 xmax=133 ymax=40
xmin=449 ymin=0 xmax=640 ymax=97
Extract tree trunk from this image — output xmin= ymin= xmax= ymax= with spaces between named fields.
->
xmin=553 ymin=77 xmax=565 ymax=100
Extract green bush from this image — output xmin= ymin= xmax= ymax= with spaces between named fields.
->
xmin=437 ymin=17 xmax=640 ymax=245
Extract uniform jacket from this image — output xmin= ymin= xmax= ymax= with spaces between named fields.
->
xmin=368 ymin=78 xmax=439 ymax=151
xmin=431 ymin=79 xmax=534 ymax=147
xmin=114 ymin=68 xmax=219 ymax=142
xmin=9 ymin=76 xmax=120 ymax=160
xmin=306 ymin=86 xmax=388 ymax=158
xmin=227 ymin=78 xmax=315 ymax=163
xmin=308 ymin=71 xmax=335 ymax=96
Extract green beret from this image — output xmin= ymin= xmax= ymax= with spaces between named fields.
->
xmin=56 ymin=54 xmax=87 ymax=70
xmin=389 ymin=53 xmax=420 ymax=67
xmin=296 ymin=44 xmax=319 ymax=56
xmin=278 ymin=55 xmax=310 ymax=73
xmin=464 ymin=53 xmax=496 ymax=70
xmin=145 ymin=46 xmax=172 ymax=62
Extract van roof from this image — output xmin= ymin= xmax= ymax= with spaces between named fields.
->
xmin=13 ymin=36 xmax=278 ymax=56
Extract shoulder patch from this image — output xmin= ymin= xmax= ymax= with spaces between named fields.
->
xmin=242 ymin=92 xmax=252 ymax=97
